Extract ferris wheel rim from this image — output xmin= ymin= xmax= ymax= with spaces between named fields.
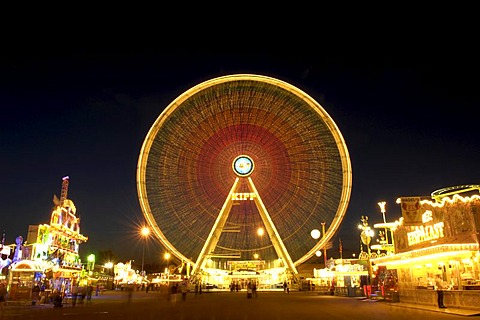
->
xmin=137 ymin=73 xmax=352 ymax=267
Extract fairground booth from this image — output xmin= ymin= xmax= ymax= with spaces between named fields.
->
xmin=371 ymin=185 xmax=480 ymax=310
xmin=7 ymin=260 xmax=44 ymax=301
xmin=306 ymin=258 xmax=368 ymax=297
xmin=5 ymin=176 xmax=88 ymax=303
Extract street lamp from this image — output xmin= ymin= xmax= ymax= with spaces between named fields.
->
xmin=359 ymin=216 xmax=374 ymax=256
xmin=358 ymin=215 xmax=374 ymax=285
xmin=164 ymin=252 xmax=171 ymax=275
xmin=377 ymin=201 xmax=389 ymax=244
xmin=140 ymin=226 xmax=150 ymax=276
xmin=104 ymin=262 xmax=114 ymax=290
xmin=378 ymin=201 xmax=387 ymax=223
xmin=311 ymin=222 xmax=327 ymax=266
xmin=87 ymin=254 xmax=95 ymax=272
xmin=257 ymin=227 xmax=264 ymax=237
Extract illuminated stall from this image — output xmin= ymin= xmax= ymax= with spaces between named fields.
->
xmin=371 ymin=185 xmax=480 ymax=310
xmin=197 ymin=259 xmax=287 ymax=291
xmin=114 ymin=261 xmax=141 ymax=288
xmin=6 ymin=176 xmax=88 ymax=301
xmin=307 ymin=258 xmax=368 ymax=296
xmin=7 ymin=260 xmax=43 ymax=301
xmin=29 ymin=177 xmax=87 ymax=296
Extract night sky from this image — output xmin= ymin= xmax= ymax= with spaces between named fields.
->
xmin=1 ymin=45 xmax=479 ymax=268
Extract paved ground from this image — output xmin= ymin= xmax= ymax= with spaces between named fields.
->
xmin=1 ymin=290 xmax=479 ymax=319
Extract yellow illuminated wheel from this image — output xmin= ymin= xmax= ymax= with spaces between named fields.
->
xmin=137 ymin=74 xmax=352 ymax=267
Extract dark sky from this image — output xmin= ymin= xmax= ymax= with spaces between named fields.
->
xmin=1 ymin=45 xmax=479 ymax=267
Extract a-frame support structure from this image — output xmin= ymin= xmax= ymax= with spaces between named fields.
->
xmin=191 ymin=175 xmax=298 ymax=276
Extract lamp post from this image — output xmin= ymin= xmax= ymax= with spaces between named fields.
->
xmin=358 ymin=215 xmax=374 ymax=285
xmin=104 ymin=262 xmax=114 ymax=290
xmin=87 ymin=254 xmax=95 ymax=273
xmin=164 ymin=252 xmax=171 ymax=275
xmin=378 ymin=201 xmax=387 ymax=223
xmin=255 ymin=227 xmax=264 ymax=261
xmin=311 ymin=222 xmax=328 ymax=266
xmin=378 ymin=201 xmax=388 ymax=244
xmin=140 ymin=226 xmax=150 ymax=276
xmin=359 ymin=216 xmax=374 ymax=256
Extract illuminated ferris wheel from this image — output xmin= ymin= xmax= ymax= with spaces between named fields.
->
xmin=137 ymin=74 xmax=352 ymax=275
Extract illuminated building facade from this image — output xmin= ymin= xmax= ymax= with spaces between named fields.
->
xmin=371 ymin=185 xmax=480 ymax=310
xmin=7 ymin=176 xmax=88 ymax=301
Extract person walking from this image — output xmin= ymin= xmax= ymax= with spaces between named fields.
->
xmin=169 ymin=283 xmax=178 ymax=304
xmin=126 ymin=284 xmax=134 ymax=303
xmin=247 ymin=282 xmax=253 ymax=298
xmin=86 ymin=284 xmax=93 ymax=305
xmin=0 ymin=282 xmax=7 ymax=309
xmin=71 ymin=283 xmax=79 ymax=307
xmin=52 ymin=289 xmax=63 ymax=308
xmin=32 ymin=283 xmax=41 ymax=305
xmin=435 ymin=274 xmax=447 ymax=308
xmin=78 ymin=285 xmax=86 ymax=304
xmin=180 ymin=278 xmax=189 ymax=301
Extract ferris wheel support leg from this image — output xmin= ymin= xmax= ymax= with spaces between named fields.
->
xmin=248 ymin=178 xmax=298 ymax=275
xmin=191 ymin=178 xmax=240 ymax=276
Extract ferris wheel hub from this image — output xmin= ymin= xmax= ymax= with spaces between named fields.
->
xmin=232 ymin=155 xmax=254 ymax=177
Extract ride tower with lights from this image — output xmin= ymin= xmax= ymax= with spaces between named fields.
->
xmin=137 ymin=74 xmax=352 ymax=289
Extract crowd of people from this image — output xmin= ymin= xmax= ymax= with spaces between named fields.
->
xmin=0 ymin=277 xmax=271 ymax=310
xmin=0 ymin=280 xmax=98 ymax=309
xmin=69 ymin=283 xmax=94 ymax=306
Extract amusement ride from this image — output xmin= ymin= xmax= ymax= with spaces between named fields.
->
xmin=136 ymin=74 xmax=352 ymax=288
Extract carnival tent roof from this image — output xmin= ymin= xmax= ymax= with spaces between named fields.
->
xmin=10 ymin=260 xmax=44 ymax=272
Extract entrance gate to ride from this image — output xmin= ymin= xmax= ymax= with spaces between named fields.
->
xmin=200 ymin=260 xmax=287 ymax=291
